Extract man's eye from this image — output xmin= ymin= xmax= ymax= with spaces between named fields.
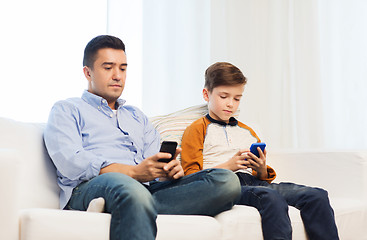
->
xmin=105 ymin=67 xmax=112 ymax=70
xmin=120 ymin=68 xmax=126 ymax=71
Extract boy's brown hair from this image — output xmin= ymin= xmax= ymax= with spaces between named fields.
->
xmin=204 ymin=62 xmax=247 ymax=92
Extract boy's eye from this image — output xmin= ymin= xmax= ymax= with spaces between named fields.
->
xmin=234 ymin=98 xmax=240 ymax=101
xmin=220 ymin=96 xmax=226 ymax=99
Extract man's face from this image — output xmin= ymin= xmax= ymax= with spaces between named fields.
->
xmin=203 ymin=84 xmax=245 ymax=123
xmin=83 ymin=48 xmax=127 ymax=109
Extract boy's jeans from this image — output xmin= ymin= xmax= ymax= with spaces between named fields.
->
xmin=66 ymin=168 xmax=240 ymax=240
xmin=236 ymin=172 xmax=339 ymax=240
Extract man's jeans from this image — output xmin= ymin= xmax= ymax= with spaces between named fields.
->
xmin=236 ymin=172 xmax=339 ymax=240
xmin=66 ymin=168 xmax=240 ymax=240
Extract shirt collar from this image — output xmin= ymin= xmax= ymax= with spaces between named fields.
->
xmin=81 ymin=90 xmax=126 ymax=110
xmin=205 ymin=114 xmax=238 ymax=126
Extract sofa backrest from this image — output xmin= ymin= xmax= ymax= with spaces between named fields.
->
xmin=0 ymin=117 xmax=59 ymax=209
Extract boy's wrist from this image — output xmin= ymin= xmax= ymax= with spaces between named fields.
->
xmin=257 ymin=168 xmax=269 ymax=180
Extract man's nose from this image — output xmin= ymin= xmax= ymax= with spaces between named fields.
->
xmin=112 ymin=68 xmax=121 ymax=81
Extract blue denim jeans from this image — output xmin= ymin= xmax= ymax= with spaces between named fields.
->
xmin=66 ymin=168 xmax=240 ymax=240
xmin=236 ymin=172 xmax=339 ymax=240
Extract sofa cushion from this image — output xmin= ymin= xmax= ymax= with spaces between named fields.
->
xmin=19 ymin=208 xmax=221 ymax=240
xmin=150 ymin=104 xmax=208 ymax=147
xmin=215 ymin=205 xmax=307 ymax=240
xmin=0 ymin=117 xmax=59 ymax=209
xmin=20 ymin=209 xmax=110 ymax=240
xmin=156 ymin=215 xmax=221 ymax=240
xmin=0 ymin=150 xmax=19 ymax=240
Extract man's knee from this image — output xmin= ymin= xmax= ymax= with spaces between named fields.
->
xmin=204 ymin=168 xmax=241 ymax=198
xmin=100 ymin=172 xmax=155 ymax=211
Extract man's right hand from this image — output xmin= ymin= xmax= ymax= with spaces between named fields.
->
xmin=131 ymin=152 xmax=174 ymax=182
xmin=99 ymin=148 xmax=183 ymax=182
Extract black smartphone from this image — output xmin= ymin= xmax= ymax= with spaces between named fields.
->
xmin=158 ymin=141 xmax=178 ymax=163
xmin=250 ymin=143 xmax=266 ymax=158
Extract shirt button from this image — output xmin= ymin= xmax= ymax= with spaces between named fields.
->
xmin=110 ymin=114 xmax=113 ymax=117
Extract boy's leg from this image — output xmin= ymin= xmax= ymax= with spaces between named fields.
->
xmin=236 ymin=173 xmax=292 ymax=240
xmin=148 ymin=168 xmax=241 ymax=216
xmin=269 ymin=182 xmax=339 ymax=240
xmin=66 ymin=172 xmax=157 ymax=240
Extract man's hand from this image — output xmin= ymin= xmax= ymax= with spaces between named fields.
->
xmin=134 ymin=148 xmax=184 ymax=182
xmin=161 ymin=148 xmax=184 ymax=180
xmin=100 ymin=148 xmax=184 ymax=182
xmin=246 ymin=147 xmax=268 ymax=179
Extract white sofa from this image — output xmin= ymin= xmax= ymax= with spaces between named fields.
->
xmin=1 ymin=104 xmax=367 ymax=240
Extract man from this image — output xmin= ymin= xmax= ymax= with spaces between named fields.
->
xmin=44 ymin=35 xmax=240 ymax=240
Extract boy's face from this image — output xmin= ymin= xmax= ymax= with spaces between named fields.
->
xmin=203 ymin=84 xmax=245 ymax=123
xmin=83 ymin=48 xmax=127 ymax=109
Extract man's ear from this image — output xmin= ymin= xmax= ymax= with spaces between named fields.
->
xmin=203 ymin=88 xmax=209 ymax=102
xmin=83 ymin=66 xmax=92 ymax=80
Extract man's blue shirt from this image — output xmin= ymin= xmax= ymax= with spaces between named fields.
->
xmin=44 ymin=90 xmax=161 ymax=208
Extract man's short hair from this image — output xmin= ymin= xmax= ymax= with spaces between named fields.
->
xmin=204 ymin=62 xmax=247 ymax=92
xmin=83 ymin=35 xmax=126 ymax=68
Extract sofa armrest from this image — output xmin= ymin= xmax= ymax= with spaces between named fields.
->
xmin=268 ymin=150 xmax=367 ymax=200
xmin=0 ymin=149 xmax=19 ymax=240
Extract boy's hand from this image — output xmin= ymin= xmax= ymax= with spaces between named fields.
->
xmin=218 ymin=150 xmax=252 ymax=172
xmin=246 ymin=147 xmax=268 ymax=179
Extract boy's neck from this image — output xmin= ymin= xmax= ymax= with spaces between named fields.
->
xmin=206 ymin=114 xmax=238 ymax=126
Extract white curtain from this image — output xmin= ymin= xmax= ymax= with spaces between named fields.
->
xmin=141 ymin=0 xmax=211 ymax=117
xmin=218 ymin=0 xmax=367 ymax=150
xmin=138 ymin=0 xmax=367 ymax=150
xmin=213 ymin=0 xmax=328 ymax=149
xmin=107 ymin=0 xmax=367 ymax=150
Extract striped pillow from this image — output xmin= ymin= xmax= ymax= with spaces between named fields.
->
xmin=150 ymin=104 xmax=239 ymax=161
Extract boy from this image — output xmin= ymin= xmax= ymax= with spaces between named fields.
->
xmin=181 ymin=62 xmax=339 ymax=240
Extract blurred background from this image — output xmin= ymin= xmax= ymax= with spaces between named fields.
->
xmin=0 ymin=0 xmax=366 ymax=150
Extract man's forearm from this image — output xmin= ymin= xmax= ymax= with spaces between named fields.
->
xmin=100 ymin=163 xmax=134 ymax=177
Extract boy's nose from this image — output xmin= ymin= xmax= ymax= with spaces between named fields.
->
xmin=227 ymin=100 xmax=233 ymax=107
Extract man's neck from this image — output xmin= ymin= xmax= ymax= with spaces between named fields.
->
xmin=108 ymin=101 xmax=117 ymax=110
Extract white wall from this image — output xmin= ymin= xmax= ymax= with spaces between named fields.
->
xmin=0 ymin=0 xmax=107 ymax=123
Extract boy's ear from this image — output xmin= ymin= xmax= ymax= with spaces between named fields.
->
xmin=203 ymin=88 xmax=209 ymax=102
